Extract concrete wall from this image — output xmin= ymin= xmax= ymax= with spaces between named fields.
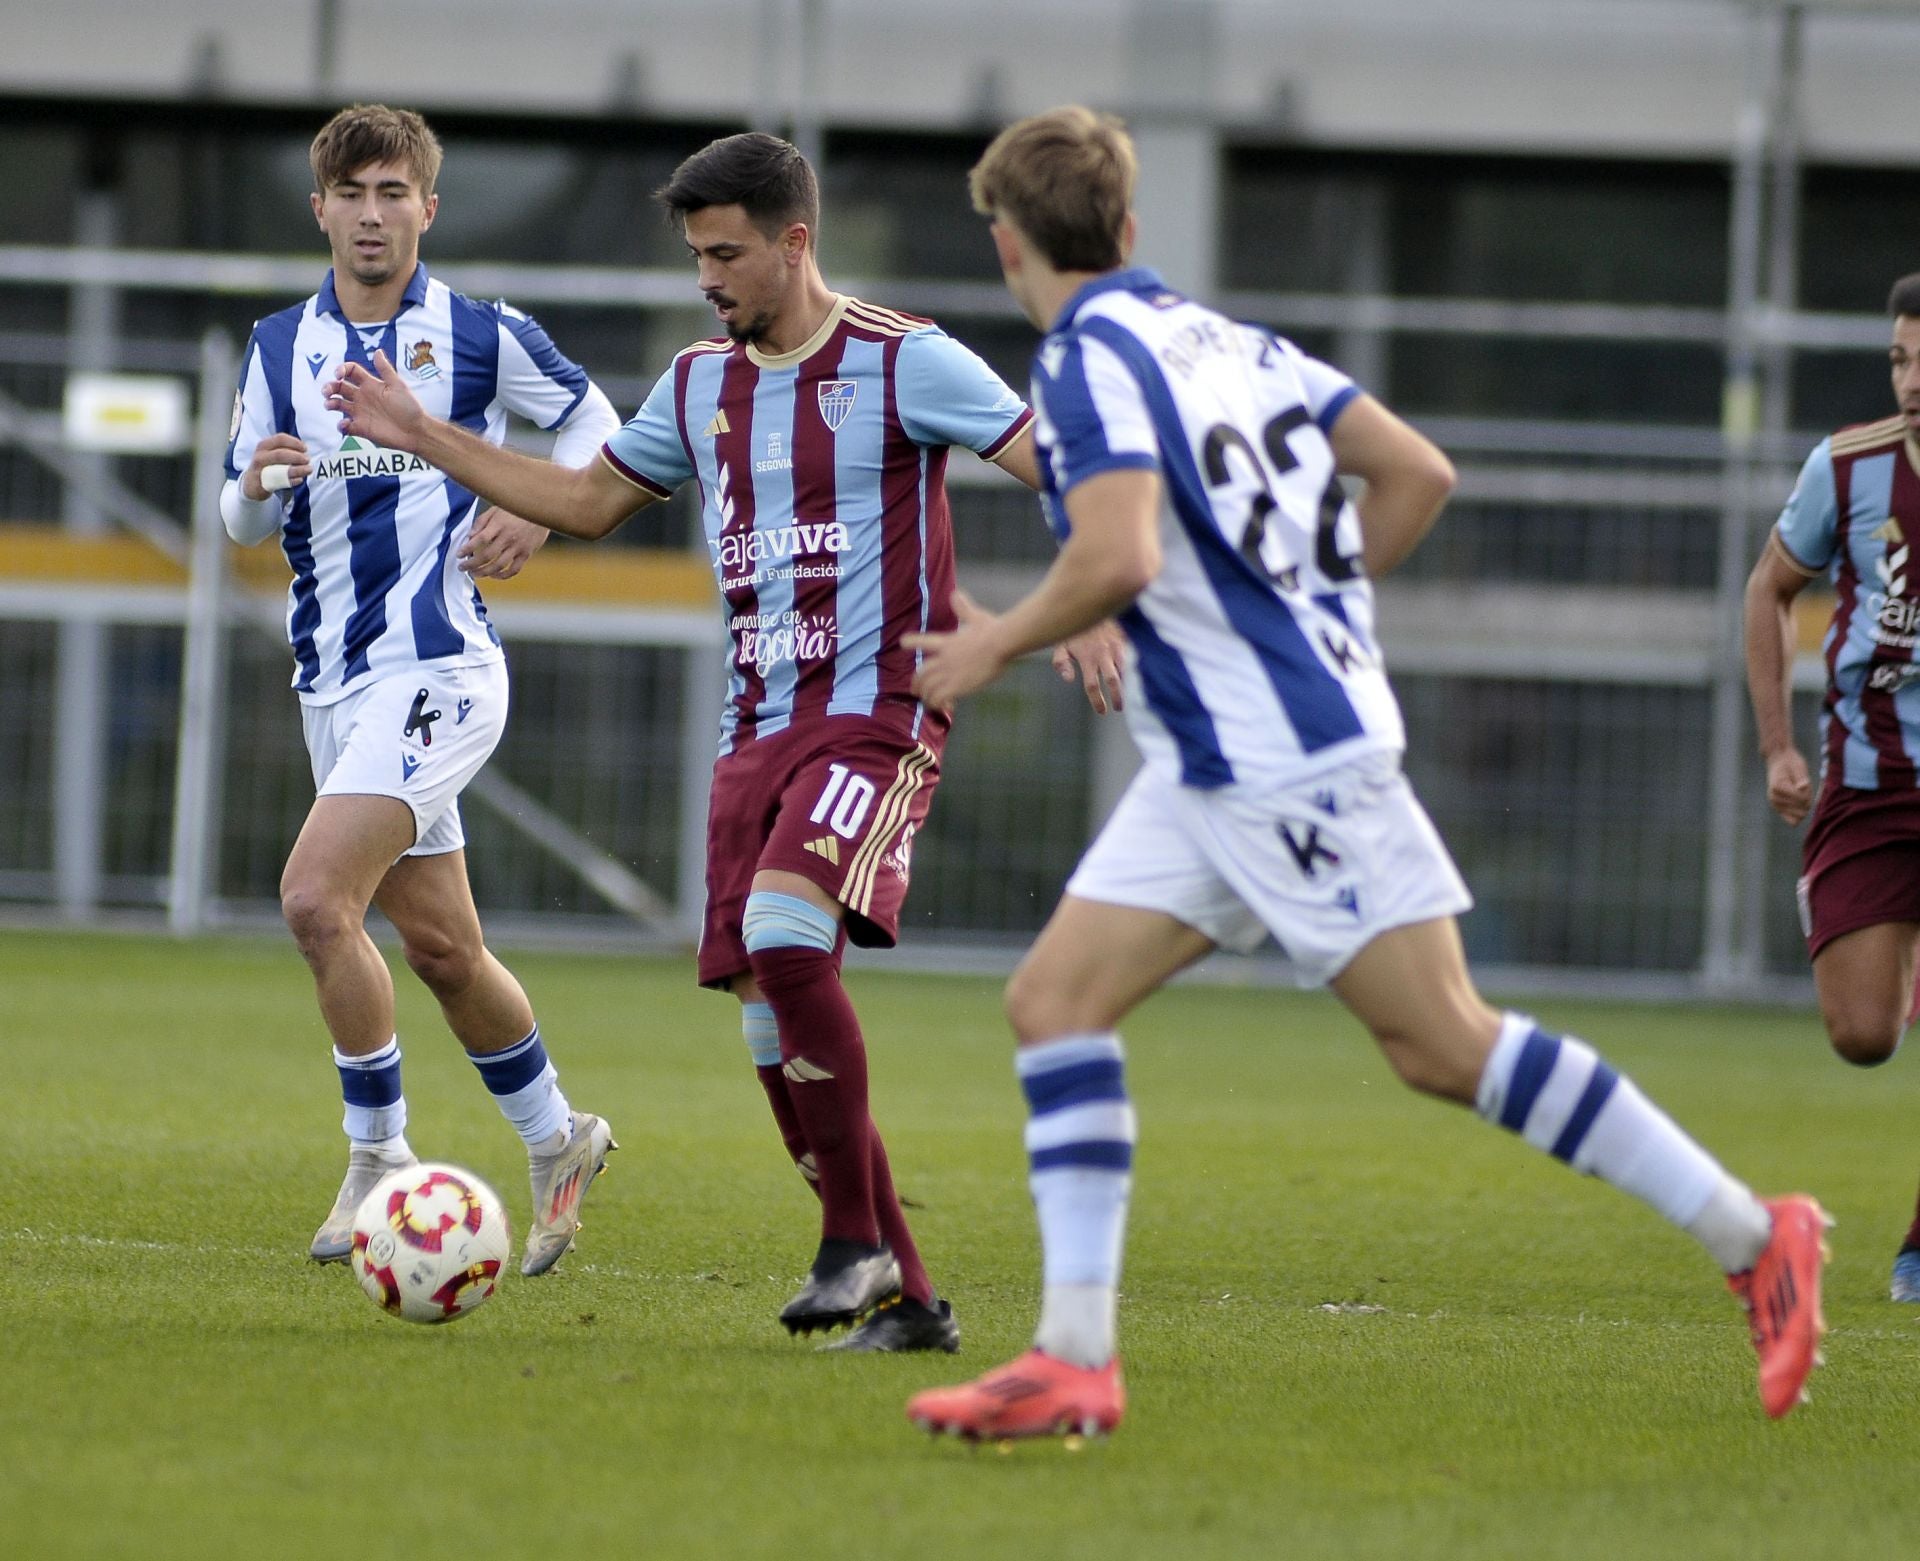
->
xmin=5 ymin=1 xmax=1919 ymax=162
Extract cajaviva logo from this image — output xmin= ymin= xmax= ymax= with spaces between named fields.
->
xmin=709 ymin=521 xmax=850 ymax=576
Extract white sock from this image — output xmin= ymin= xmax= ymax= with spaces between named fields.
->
xmin=335 ymin=1037 xmax=406 ymax=1145
xmin=469 ymin=1027 xmax=573 ymax=1148
xmin=1477 ymin=1011 xmax=1770 ymax=1271
xmin=352 ymin=1133 xmax=414 ymax=1160
xmin=1018 ymin=1034 xmax=1135 ymax=1368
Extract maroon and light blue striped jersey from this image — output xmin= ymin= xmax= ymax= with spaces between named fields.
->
xmin=1777 ymin=414 xmax=1920 ymax=791
xmin=601 ymin=296 xmax=1032 ymax=753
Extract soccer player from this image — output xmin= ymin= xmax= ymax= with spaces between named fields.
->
xmin=221 ymin=104 xmax=619 ymax=1278
xmin=901 ymin=105 xmax=1829 ymax=1440
xmin=1745 ymin=272 xmax=1920 ymax=1302
xmin=323 ymin=131 xmax=1124 ymax=1352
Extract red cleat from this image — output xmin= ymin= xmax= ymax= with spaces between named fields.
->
xmin=1726 ymin=1194 xmax=1831 ymax=1419
xmin=907 ymin=1349 xmax=1125 ymax=1442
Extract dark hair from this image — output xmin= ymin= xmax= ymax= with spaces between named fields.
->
xmin=310 ymin=104 xmax=442 ymax=196
xmin=653 ymin=133 xmax=819 ymax=241
xmin=1891 ymin=274 xmax=1920 ymax=318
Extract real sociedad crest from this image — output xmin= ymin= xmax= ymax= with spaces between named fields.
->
xmin=818 ymin=380 xmax=857 ymax=431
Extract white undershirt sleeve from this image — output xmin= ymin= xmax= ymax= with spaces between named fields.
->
xmin=219 ymin=476 xmax=283 ymax=545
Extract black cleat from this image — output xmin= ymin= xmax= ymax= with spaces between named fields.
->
xmin=820 ymin=1295 xmax=961 ymax=1354
xmin=779 ymin=1239 xmax=900 ymax=1335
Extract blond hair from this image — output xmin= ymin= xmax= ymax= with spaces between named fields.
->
xmin=309 ymin=104 xmax=443 ymax=196
xmin=968 ymin=105 xmax=1135 ymax=272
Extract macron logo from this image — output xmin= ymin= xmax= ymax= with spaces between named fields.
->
xmin=401 ymin=754 xmax=421 ymax=782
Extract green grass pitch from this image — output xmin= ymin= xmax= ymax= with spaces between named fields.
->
xmin=5 ymin=928 xmax=1920 ymax=1559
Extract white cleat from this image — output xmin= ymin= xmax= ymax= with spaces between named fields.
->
xmin=309 ymin=1145 xmax=417 ymax=1263
xmin=521 ymin=1112 xmax=617 ymax=1277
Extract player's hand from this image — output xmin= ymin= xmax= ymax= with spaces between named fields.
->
xmin=1052 ymin=620 xmax=1127 ymax=715
xmin=243 ymin=433 xmax=311 ymax=501
xmin=1765 ymin=747 xmax=1813 ymax=826
xmin=905 ymin=590 xmax=1011 ymax=710
xmin=325 ymin=352 xmax=426 ymax=450
xmin=459 ymin=507 xmax=550 ymax=579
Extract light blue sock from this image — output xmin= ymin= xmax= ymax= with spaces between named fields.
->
xmin=742 ymin=1001 xmax=781 ymax=1068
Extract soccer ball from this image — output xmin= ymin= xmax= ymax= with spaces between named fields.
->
xmin=348 ymin=1162 xmax=510 ymax=1324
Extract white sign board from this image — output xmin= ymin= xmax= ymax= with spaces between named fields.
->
xmin=63 ymin=373 xmax=192 ymax=455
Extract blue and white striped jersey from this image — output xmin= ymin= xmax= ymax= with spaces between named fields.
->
xmin=1031 ymin=266 xmax=1402 ymax=790
xmin=225 ymin=263 xmax=603 ymax=703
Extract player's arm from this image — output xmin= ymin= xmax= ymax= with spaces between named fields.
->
xmin=1744 ymin=529 xmax=1821 ymax=826
xmin=908 ymin=468 xmax=1160 ymax=708
xmin=987 ymin=427 xmax=1129 ymax=712
xmin=219 ymin=335 xmax=310 ymax=545
xmin=326 ymin=353 xmax=650 ymax=540
xmin=1326 ymin=393 xmax=1457 ymax=576
xmin=988 ymin=424 xmax=1041 ymax=490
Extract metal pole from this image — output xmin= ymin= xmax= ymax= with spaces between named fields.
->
xmin=1742 ymin=2 xmax=1807 ymax=987
xmin=53 ymin=177 xmax=119 ymax=920
xmin=791 ymin=0 xmax=828 ymax=174
xmin=167 ymin=329 xmax=238 ymax=934
xmin=677 ymin=642 xmax=728 ymax=941
xmin=1704 ymin=4 xmax=1785 ymax=989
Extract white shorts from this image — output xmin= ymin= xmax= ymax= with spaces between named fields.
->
xmin=1065 ymin=752 xmax=1473 ymax=988
xmin=301 ymin=660 xmax=508 ymax=857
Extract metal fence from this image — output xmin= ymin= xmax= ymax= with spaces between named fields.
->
xmin=0 ymin=243 xmax=1843 ymax=994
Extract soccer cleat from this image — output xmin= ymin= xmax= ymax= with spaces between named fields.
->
xmin=1891 ymin=1246 xmax=1920 ymax=1303
xmin=521 ymin=1111 xmax=617 ymax=1278
xmin=309 ymin=1145 xmax=417 ymax=1263
xmin=779 ymin=1239 xmax=901 ymax=1335
xmin=907 ymin=1349 xmax=1124 ymax=1442
xmin=1726 ymin=1194 xmax=1831 ymax=1419
xmin=821 ymin=1295 xmax=961 ymax=1354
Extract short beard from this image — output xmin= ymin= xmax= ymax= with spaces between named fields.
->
xmin=723 ymin=306 xmax=773 ymax=346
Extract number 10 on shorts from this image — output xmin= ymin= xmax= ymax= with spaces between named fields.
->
xmin=810 ymin=762 xmax=876 ymax=840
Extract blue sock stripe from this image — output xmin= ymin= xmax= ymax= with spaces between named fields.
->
xmin=338 ymin=1058 xmax=402 ymax=1109
xmin=742 ymin=891 xmax=839 ymax=954
xmin=1021 ymin=1057 xmax=1127 ymax=1115
xmin=471 ymin=1029 xmax=550 ymax=1096
xmin=742 ymin=1001 xmax=781 ymax=1068
xmin=1550 ymin=1061 xmax=1620 ymax=1163
xmin=1499 ymin=1030 xmax=1561 ymax=1133
xmin=1031 ymin=1141 xmax=1135 ymax=1173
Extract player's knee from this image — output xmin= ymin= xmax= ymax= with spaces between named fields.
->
xmin=400 ymin=932 xmax=480 ymax=996
xmin=1827 ymin=1015 xmax=1901 ymax=1067
xmin=1004 ymin=957 xmax=1075 ymax=1044
xmin=741 ymin=890 xmax=839 ymax=1002
xmin=1368 ymin=1020 xmax=1485 ymax=1104
xmin=279 ymin=881 xmax=356 ymax=963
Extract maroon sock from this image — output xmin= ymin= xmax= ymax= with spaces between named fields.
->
xmin=749 ymin=944 xmax=879 ymax=1248
xmin=1904 ymin=1176 xmax=1920 ymax=1252
xmin=755 ymin=1063 xmax=821 ymax=1198
xmin=868 ymin=1122 xmax=932 ymax=1305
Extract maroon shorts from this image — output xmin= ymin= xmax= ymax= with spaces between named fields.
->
xmin=696 ymin=715 xmax=945 ymax=988
xmin=1797 ymin=782 xmax=1920 ymax=957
